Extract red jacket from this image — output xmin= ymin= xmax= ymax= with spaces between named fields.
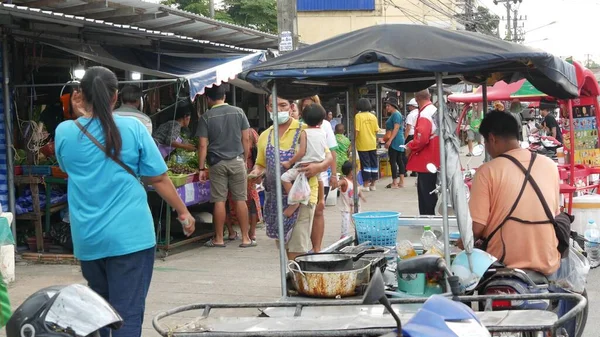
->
xmin=406 ymin=104 xmax=440 ymax=173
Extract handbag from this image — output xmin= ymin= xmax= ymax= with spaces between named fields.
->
xmin=74 ymin=120 xmax=138 ymax=180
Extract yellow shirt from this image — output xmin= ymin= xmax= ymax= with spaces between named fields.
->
xmin=256 ymin=119 xmax=328 ymax=204
xmin=355 ymin=111 xmax=379 ymax=151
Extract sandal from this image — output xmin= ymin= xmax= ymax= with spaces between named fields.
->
xmin=239 ymin=241 xmax=257 ymax=248
xmin=204 ymin=240 xmax=226 ymax=248
xmin=228 ymin=231 xmax=239 ymax=241
xmin=385 ymin=183 xmax=393 ymax=189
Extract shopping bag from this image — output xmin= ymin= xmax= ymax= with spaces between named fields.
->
xmin=548 ymin=241 xmax=590 ymax=294
xmin=287 ymin=173 xmax=311 ymax=205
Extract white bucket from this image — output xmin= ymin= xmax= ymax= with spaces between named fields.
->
xmin=571 ymin=194 xmax=600 ymax=235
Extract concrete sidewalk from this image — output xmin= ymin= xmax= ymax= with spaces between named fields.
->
xmin=3 ymin=151 xmax=599 ymax=337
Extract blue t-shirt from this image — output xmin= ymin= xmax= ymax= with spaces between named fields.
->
xmin=385 ymin=111 xmax=405 ymax=152
xmin=55 ymin=115 xmax=167 ymax=261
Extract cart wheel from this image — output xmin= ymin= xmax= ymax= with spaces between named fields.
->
xmin=550 ymin=289 xmax=588 ymax=337
xmin=159 ymin=250 xmax=169 ymax=259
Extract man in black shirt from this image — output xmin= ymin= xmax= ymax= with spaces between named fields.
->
xmin=540 ymin=101 xmax=563 ymax=144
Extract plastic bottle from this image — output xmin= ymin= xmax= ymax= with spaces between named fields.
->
xmin=584 ymin=219 xmax=600 ymax=268
xmin=397 ymin=240 xmax=417 ymax=260
xmin=421 ymin=226 xmax=438 ymax=252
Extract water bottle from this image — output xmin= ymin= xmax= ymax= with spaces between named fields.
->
xmin=421 ymin=226 xmax=438 ymax=253
xmin=584 ymin=219 xmax=600 ymax=268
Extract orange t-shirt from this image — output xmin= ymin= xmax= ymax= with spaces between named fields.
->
xmin=469 ymin=148 xmax=561 ymax=275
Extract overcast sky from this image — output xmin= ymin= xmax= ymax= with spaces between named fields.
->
xmin=479 ymin=0 xmax=600 ymax=62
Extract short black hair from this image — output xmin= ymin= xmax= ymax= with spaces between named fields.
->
xmin=357 ymin=98 xmax=372 ymax=112
xmin=120 ymin=85 xmax=142 ymax=104
xmin=479 ymin=109 xmax=520 ymax=140
xmin=302 ymin=103 xmax=325 ymax=127
xmin=175 ymin=104 xmax=192 ymax=120
xmin=342 ymin=161 xmax=353 ymax=176
xmin=205 ymin=85 xmax=226 ymax=101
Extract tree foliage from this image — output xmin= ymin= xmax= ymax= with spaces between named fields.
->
xmin=456 ymin=6 xmax=500 ymax=37
xmin=162 ymin=0 xmax=277 ymax=34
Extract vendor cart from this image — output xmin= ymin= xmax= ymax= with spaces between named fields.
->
xmin=153 ymin=23 xmax=581 ymax=336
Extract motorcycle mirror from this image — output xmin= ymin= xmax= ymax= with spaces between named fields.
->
xmin=520 ymin=141 xmax=530 ymax=149
xmin=362 ymin=269 xmax=402 ymax=336
xmin=472 ymin=144 xmax=484 ymax=157
xmin=426 ymin=163 xmax=438 ymax=174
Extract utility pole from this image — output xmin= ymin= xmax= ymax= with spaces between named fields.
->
xmin=511 ymin=9 xmax=526 ymax=43
xmin=277 ymin=0 xmax=299 ymax=54
xmin=494 ymin=0 xmax=522 ymax=41
xmin=464 ymin=0 xmax=475 ymax=31
xmin=209 ymin=0 xmax=215 ymax=18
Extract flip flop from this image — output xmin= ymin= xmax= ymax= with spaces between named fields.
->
xmin=386 ymin=183 xmax=393 ymax=189
xmin=204 ymin=240 xmax=226 ymax=248
xmin=228 ymin=231 xmax=239 ymax=241
xmin=239 ymin=241 xmax=257 ymax=248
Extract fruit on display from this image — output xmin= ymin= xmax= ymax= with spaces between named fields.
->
xmin=168 ymin=163 xmax=196 ymax=175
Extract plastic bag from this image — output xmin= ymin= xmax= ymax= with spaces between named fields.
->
xmin=287 ymin=173 xmax=311 ymax=205
xmin=548 ymin=241 xmax=590 ymax=294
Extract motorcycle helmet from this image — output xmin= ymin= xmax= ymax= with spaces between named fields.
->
xmin=6 ymin=284 xmax=123 ymax=337
xmin=451 ymin=249 xmax=497 ymax=292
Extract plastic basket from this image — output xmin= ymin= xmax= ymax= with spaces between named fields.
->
xmin=51 ymin=166 xmax=68 ymax=179
xmin=352 ymin=211 xmax=400 ymax=246
xmin=169 ymin=173 xmax=193 ymax=187
xmin=22 ymin=165 xmax=52 ymax=176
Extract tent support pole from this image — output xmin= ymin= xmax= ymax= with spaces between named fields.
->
xmin=403 ymin=92 xmax=408 ymax=117
xmin=482 ymin=84 xmax=491 ymax=162
xmin=375 ymin=85 xmax=380 ymax=124
xmin=232 ymin=85 xmax=237 ymax=107
xmin=272 ymin=83 xmax=287 ymax=299
xmin=348 ymin=86 xmax=359 ymax=215
xmin=2 ymin=35 xmax=15 ymax=241
xmin=436 ymin=73 xmax=451 ymax=269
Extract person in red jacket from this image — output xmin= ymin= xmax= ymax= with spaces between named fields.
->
xmin=405 ymin=89 xmax=440 ymax=215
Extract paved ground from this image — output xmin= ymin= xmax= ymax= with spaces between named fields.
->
xmin=3 ymin=151 xmax=598 ymax=337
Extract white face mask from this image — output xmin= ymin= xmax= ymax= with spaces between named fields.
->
xmin=270 ymin=111 xmax=290 ymax=124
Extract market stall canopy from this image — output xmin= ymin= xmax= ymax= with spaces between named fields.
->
xmin=448 ymin=79 xmax=546 ymax=103
xmin=41 ymin=40 xmax=266 ymax=97
xmin=240 ymin=24 xmax=578 ymax=100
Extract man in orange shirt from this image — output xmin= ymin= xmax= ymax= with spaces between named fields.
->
xmin=469 ymin=110 xmax=561 ymax=276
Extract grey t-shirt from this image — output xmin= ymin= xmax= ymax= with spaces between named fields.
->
xmin=196 ymin=104 xmax=249 ymax=164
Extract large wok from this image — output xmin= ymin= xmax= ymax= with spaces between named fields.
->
xmin=294 ymin=249 xmax=384 ymax=272
xmin=288 ymin=259 xmax=372 ymax=298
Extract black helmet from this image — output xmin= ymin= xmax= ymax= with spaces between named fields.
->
xmin=6 ymin=284 xmax=123 ymax=337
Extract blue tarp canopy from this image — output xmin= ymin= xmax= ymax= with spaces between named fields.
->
xmin=42 ymin=40 xmax=266 ymax=98
xmin=241 ymin=24 xmax=578 ymax=100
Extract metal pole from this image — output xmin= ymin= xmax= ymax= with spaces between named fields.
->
xmin=375 ymin=85 xmax=380 ymax=126
xmin=232 ymin=85 xmax=237 ymax=107
xmin=209 ymin=0 xmax=215 ymax=18
xmin=348 ymin=86 xmax=359 ymax=214
xmin=345 ymin=91 xmax=350 ymax=132
xmin=435 ymin=73 xmax=451 ymax=268
xmin=2 ymin=35 xmax=15 ymax=242
xmin=402 ymin=92 xmax=408 ymax=117
xmin=271 ymin=83 xmax=287 ymax=298
xmin=482 ymin=84 xmax=491 ymax=162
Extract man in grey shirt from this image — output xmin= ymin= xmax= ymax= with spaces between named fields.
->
xmin=113 ymin=85 xmax=153 ymax=134
xmin=197 ymin=85 xmax=253 ymax=248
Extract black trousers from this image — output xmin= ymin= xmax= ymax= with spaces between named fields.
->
xmin=403 ymin=135 xmax=414 ymax=172
xmin=388 ymin=148 xmax=406 ymax=179
xmin=417 ymin=172 xmax=438 ymax=215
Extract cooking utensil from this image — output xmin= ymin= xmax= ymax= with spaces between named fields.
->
xmin=294 ymin=249 xmax=384 ymax=272
xmin=288 ymin=259 xmax=372 ymax=298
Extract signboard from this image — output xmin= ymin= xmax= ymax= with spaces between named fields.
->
xmin=279 ymin=31 xmax=294 ymax=52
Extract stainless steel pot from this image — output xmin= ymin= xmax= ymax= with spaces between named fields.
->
xmin=288 ymin=260 xmax=372 ymax=298
xmin=294 ymin=249 xmax=384 ymax=272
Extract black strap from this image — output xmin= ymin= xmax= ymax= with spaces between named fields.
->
xmin=483 ymin=152 xmax=536 ymax=262
xmin=498 ymin=152 xmax=556 ymax=224
xmin=74 ymin=120 xmax=138 ymax=179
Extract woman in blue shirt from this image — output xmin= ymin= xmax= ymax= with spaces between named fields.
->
xmin=55 ymin=67 xmax=195 ymax=337
xmin=383 ymin=97 xmax=406 ymax=188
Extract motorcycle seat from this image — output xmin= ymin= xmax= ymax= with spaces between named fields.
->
xmin=522 ymin=269 xmax=549 ymax=285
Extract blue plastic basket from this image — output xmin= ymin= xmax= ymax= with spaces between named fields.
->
xmin=352 ymin=211 xmax=400 ymax=246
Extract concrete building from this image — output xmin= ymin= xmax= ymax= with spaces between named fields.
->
xmin=297 ymin=0 xmax=461 ymax=44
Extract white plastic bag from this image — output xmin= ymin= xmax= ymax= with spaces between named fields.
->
xmin=548 ymin=241 xmax=590 ymax=294
xmin=287 ymin=173 xmax=311 ymax=205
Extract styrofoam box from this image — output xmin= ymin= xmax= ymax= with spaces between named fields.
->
xmin=571 ymin=194 xmax=600 ymax=235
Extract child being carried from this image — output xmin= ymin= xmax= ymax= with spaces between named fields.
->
xmin=281 ymin=103 xmax=328 ymax=217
